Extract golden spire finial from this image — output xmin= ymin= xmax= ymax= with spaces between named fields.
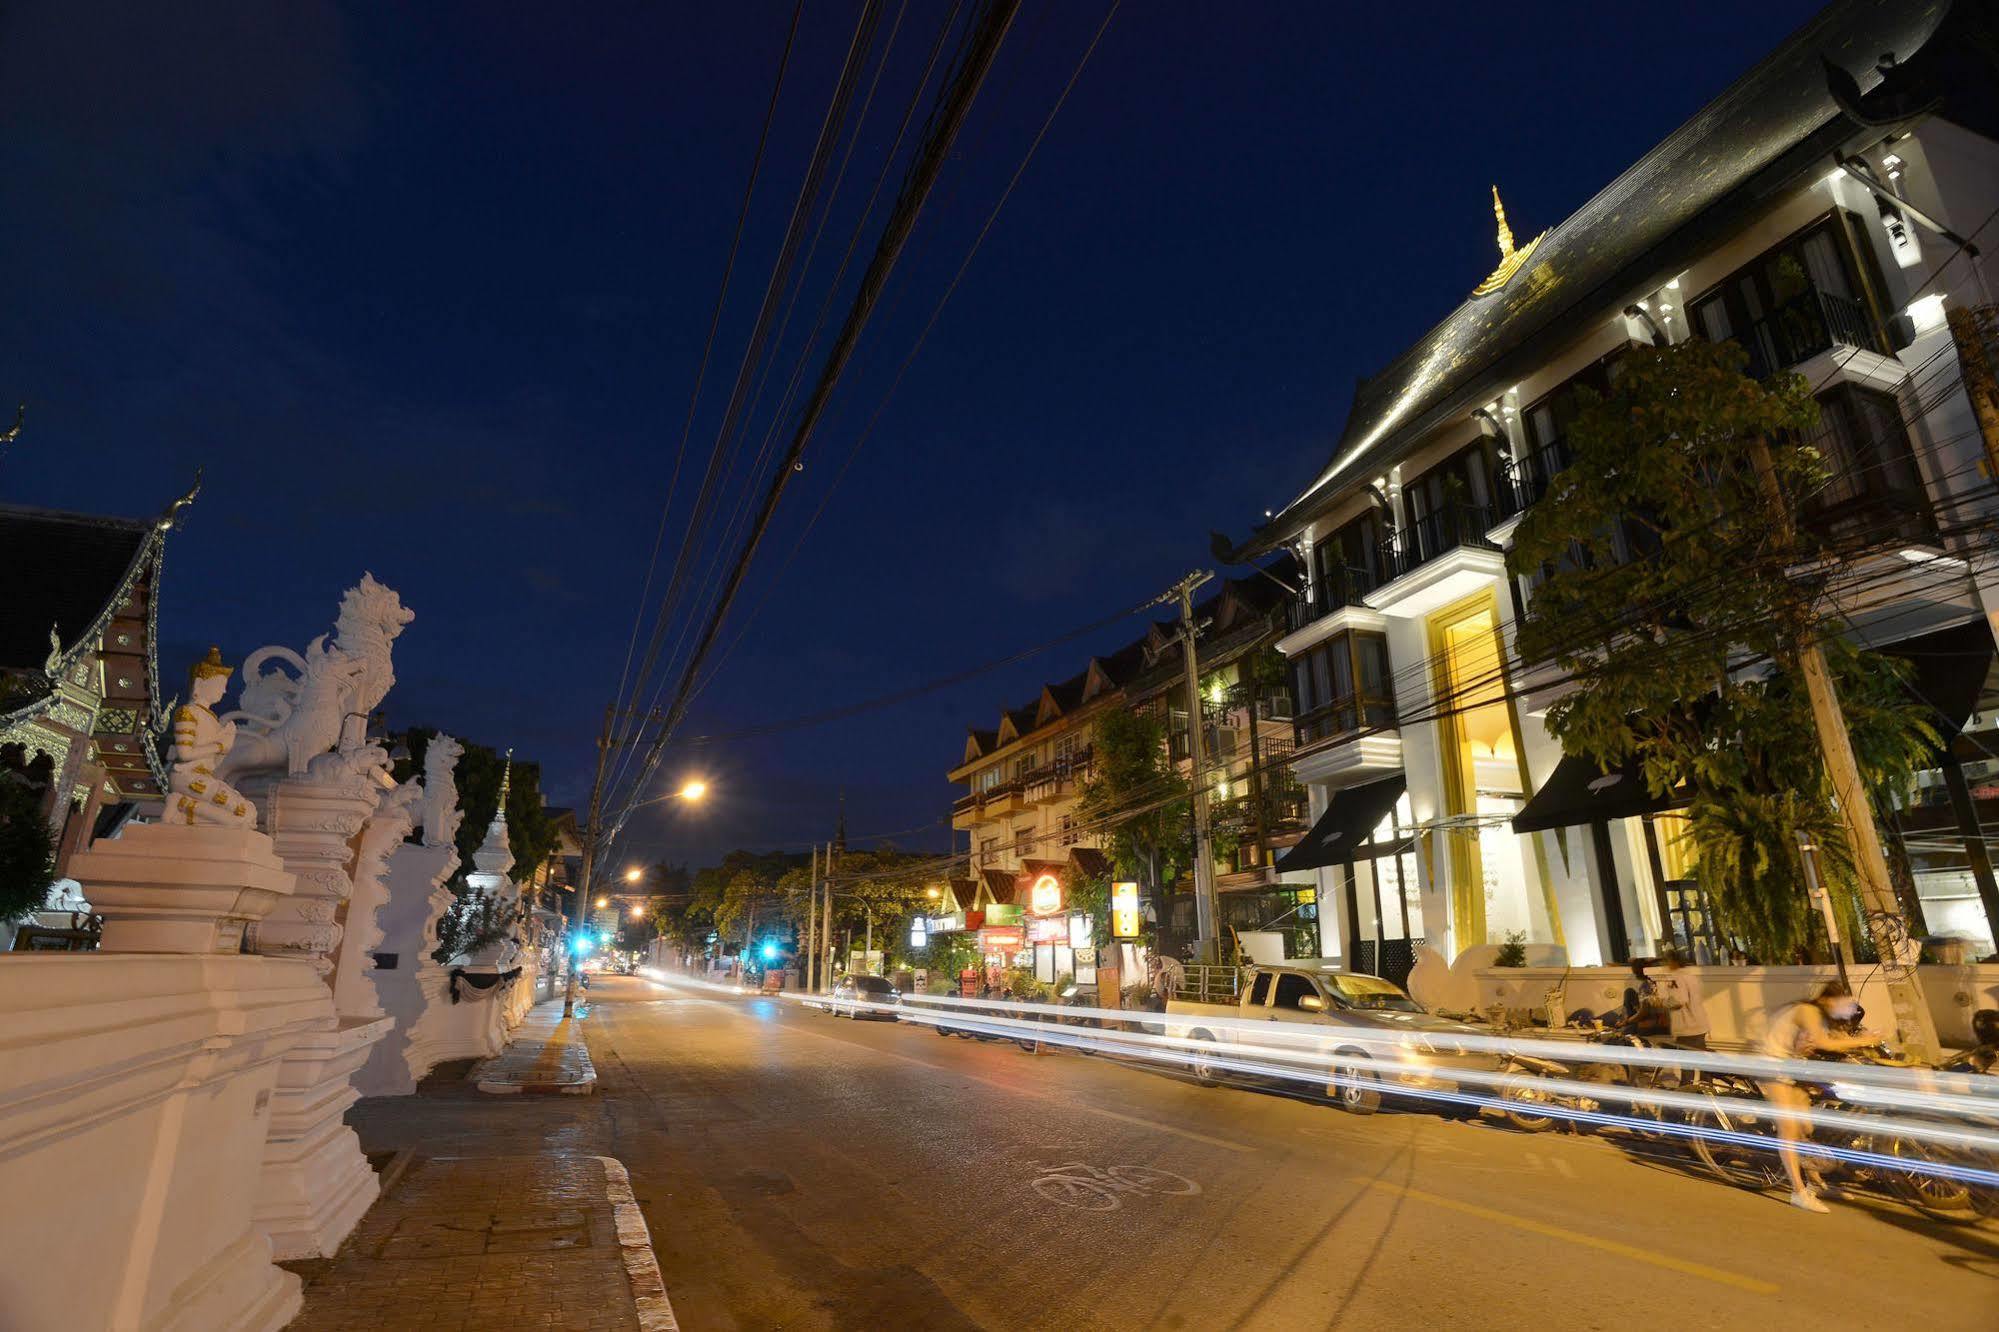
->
xmin=1472 ymin=186 xmax=1545 ymax=299
xmin=497 ymin=748 xmax=513 ymax=820
xmin=1492 ymin=185 xmax=1515 ymax=259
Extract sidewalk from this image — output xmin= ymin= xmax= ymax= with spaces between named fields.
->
xmin=285 ymin=1152 xmax=676 ymax=1332
xmin=472 ymin=997 xmax=597 ymax=1094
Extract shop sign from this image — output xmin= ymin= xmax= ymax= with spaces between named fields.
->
xmin=926 ymin=912 xmax=964 ymax=934
xmin=909 ymin=917 xmax=928 ymax=948
xmin=1111 ymin=881 xmax=1140 ymax=939
xmin=983 ymin=904 xmax=1024 ymax=927
xmin=1027 ymin=916 xmax=1068 ymax=944
xmin=1068 ymin=914 xmax=1092 ymax=950
xmin=1028 ymin=873 xmax=1063 ymax=916
xmin=979 ymin=927 xmax=1024 ymax=953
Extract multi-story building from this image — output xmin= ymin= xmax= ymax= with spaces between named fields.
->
xmin=1225 ymin=1 xmax=1999 ymax=978
xmin=947 ymin=564 xmax=1313 ymax=955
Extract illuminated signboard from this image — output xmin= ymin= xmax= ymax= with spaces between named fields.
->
xmin=1068 ymin=914 xmax=1092 ymax=950
xmin=910 ymin=917 xmax=928 ymax=949
xmin=1111 ymin=882 xmax=1140 ymax=939
xmin=1027 ymin=916 xmax=1068 ymax=944
xmin=1028 ymin=873 xmax=1063 ymax=916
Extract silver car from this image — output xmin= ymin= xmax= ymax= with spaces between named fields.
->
xmin=830 ymin=973 xmax=900 ymax=1019
xmin=1241 ymin=964 xmax=1502 ymax=1114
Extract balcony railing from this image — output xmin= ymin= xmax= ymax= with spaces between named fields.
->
xmin=1380 ymin=502 xmax=1497 ymax=583
xmin=1741 ymin=289 xmax=1881 ymax=379
xmin=1288 ymin=563 xmax=1379 ymax=631
xmin=1294 ymin=693 xmax=1397 ymax=745
xmin=1494 ymin=438 xmax=1573 ymax=520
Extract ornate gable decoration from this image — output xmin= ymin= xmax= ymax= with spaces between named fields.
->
xmin=1471 ymin=186 xmax=1546 ymax=299
xmin=996 ymin=712 xmax=1021 ymax=746
xmin=1034 ymin=686 xmax=1063 ymax=728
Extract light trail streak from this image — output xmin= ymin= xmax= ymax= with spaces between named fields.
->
xmin=636 ymin=969 xmax=1999 ymax=1188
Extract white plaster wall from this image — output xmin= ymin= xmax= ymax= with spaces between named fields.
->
xmin=0 ymin=954 xmax=325 ymax=1332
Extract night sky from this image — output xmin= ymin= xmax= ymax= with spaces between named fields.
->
xmin=0 ymin=2 xmax=1826 ymax=867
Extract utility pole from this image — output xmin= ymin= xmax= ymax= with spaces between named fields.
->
xmin=820 ymin=840 xmax=833 ymax=991
xmin=804 ymin=844 xmax=819 ymax=992
xmin=1748 ymin=437 xmax=1940 ymax=1060
xmin=1176 ymin=570 xmax=1220 ymax=963
xmin=564 ymin=703 xmax=614 ymax=1018
xmin=1946 ymin=305 xmax=1999 ymax=483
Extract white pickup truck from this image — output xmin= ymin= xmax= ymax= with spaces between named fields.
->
xmin=1166 ymin=960 xmax=1500 ymax=1114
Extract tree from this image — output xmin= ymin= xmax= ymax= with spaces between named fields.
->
xmin=396 ymin=729 xmax=561 ymax=963
xmin=0 ymin=769 xmax=55 ymax=924
xmin=1506 ymin=339 xmax=1938 ymax=960
xmin=1077 ymin=707 xmax=1190 ymax=950
xmin=394 ymin=729 xmax=559 ymax=891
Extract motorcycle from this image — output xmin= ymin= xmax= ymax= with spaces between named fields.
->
xmin=1496 ymin=1027 xmax=1676 ymax=1139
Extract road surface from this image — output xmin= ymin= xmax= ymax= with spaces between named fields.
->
xmin=347 ymin=974 xmax=1999 ymax=1329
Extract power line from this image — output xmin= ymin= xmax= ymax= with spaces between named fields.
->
xmin=603 ymin=0 xmax=1027 ymax=857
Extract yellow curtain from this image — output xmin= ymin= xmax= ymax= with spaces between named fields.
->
xmin=1653 ymin=812 xmax=1698 ymax=881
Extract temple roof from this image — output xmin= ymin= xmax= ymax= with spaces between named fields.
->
xmin=1238 ymin=0 xmax=1960 ymax=555
xmin=0 ymin=505 xmax=151 ymax=674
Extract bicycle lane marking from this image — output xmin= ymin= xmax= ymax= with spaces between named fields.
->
xmin=1365 ymin=1181 xmax=1780 ymax=1295
xmin=741 ymin=997 xmax=1260 ymax=1154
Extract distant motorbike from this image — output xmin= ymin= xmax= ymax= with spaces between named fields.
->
xmin=1496 ymin=1028 xmax=1676 ymax=1139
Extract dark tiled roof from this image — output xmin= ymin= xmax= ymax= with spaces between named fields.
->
xmin=1248 ymin=0 xmax=1952 ymax=553
xmin=0 ymin=505 xmax=151 ymax=673
xmin=980 ymin=867 xmax=1018 ymax=904
xmin=1067 ymin=847 xmax=1112 ymax=880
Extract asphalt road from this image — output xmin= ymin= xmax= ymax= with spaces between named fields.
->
xmin=348 ymin=975 xmax=1999 ymax=1330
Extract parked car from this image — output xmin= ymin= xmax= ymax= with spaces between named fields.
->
xmin=1165 ymin=961 xmax=1501 ymax=1114
xmin=830 ymin=973 xmax=901 ymax=1019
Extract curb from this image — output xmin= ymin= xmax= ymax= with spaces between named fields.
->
xmin=594 ymin=1155 xmax=680 ymax=1332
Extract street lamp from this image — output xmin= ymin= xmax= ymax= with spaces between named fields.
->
xmin=678 ymin=779 xmax=707 ymax=802
xmin=926 ymin=887 xmax=941 ymax=900
xmin=595 ymin=896 xmax=608 ymax=909
xmin=624 ymin=867 xmax=643 ymax=884
xmin=630 ymin=904 xmax=645 ymax=920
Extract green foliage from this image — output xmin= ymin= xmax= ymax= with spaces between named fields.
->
xmin=395 ymin=729 xmax=559 ymax=893
xmin=0 ymin=770 xmax=56 ymax=922
xmin=1004 ymin=965 xmax=1047 ymax=1002
xmin=1492 ymin=931 xmax=1527 ymax=967
xmin=1078 ymin=706 xmax=1188 ymax=945
xmin=1505 ymin=340 xmax=1939 ymax=960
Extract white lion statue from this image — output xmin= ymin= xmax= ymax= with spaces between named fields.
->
xmin=218 ymin=573 xmax=414 ymax=781
xmin=421 ymin=734 xmax=465 ymax=849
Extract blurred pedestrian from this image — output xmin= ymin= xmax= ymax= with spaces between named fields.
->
xmin=1657 ymin=949 xmax=1710 ymax=1050
xmin=1759 ymin=981 xmax=1882 ymax=1212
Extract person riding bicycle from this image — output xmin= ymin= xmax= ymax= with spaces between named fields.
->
xmin=1759 ymin=981 xmax=1885 ymax=1213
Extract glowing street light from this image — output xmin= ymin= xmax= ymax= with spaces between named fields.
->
xmin=630 ymin=904 xmax=645 ymax=920
xmin=925 ymin=886 xmax=941 ymax=900
xmin=624 ymin=867 xmax=643 ymax=883
xmin=595 ymin=896 xmax=608 ymax=909
xmin=677 ymin=779 xmax=708 ymax=802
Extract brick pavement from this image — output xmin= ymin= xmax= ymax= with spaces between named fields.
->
xmin=473 ymin=998 xmax=597 ymax=1094
xmin=285 ymin=1153 xmax=676 ymax=1332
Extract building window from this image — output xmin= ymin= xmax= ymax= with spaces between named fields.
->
xmin=1014 ymin=825 xmax=1034 ymax=856
xmin=978 ymin=836 xmax=999 ymax=867
xmin=1060 ymin=814 xmax=1077 ymax=846
xmin=1291 ymin=630 xmax=1394 ymax=745
xmin=1690 ymin=215 xmax=1883 ymax=376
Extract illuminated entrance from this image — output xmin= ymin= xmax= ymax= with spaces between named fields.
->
xmin=1426 ymin=590 xmax=1559 ymax=953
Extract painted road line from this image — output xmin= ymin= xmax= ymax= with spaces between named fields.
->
xmin=1366 ymin=1181 xmax=1779 ymax=1295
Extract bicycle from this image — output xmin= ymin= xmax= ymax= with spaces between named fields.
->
xmin=1027 ymin=1161 xmax=1201 ymax=1211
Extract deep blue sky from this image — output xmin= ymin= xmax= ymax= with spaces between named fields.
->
xmin=0 ymin=1 xmax=1825 ymax=867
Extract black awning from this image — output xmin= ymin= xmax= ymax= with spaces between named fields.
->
xmin=1513 ymin=753 xmax=1683 ymax=834
xmin=1880 ymin=619 xmax=1996 ymax=744
xmin=1274 ymin=775 xmax=1405 ymax=873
